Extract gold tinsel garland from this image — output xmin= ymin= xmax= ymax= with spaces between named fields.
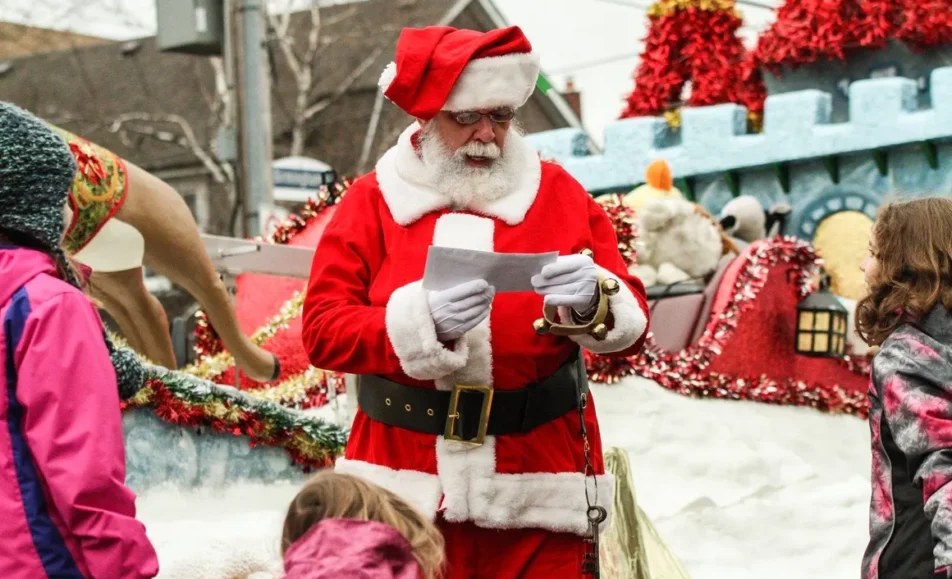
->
xmin=123 ymin=363 xmax=348 ymax=470
xmin=185 ymin=291 xmax=305 ymax=381
xmin=244 ymin=366 xmax=343 ymax=409
xmin=663 ymin=109 xmax=682 ymax=130
xmin=648 ymin=0 xmax=740 ymax=18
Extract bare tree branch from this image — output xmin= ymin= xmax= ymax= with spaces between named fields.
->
xmin=108 ymin=112 xmax=232 ymax=184
xmin=302 ymin=47 xmax=382 ymax=120
xmin=304 ymin=1 xmax=321 ymax=69
xmin=267 ymin=0 xmax=370 ymax=156
xmin=210 ymin=57 xmax=233 ymax=127
xmin=267 ymin=0 xmax=308 ymax=79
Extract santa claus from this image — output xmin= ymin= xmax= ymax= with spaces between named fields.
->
xmin=302 ymin=25 xmax=650 ymax=578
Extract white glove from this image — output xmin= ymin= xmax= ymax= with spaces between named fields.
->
xmin=531 ymin=254 xmax=598 ymax=311
xmin=428 ymin=279 xmax=495 ymax=342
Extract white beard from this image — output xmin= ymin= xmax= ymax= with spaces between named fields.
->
xmin=418 ymin=123 xmax=525 ymax=208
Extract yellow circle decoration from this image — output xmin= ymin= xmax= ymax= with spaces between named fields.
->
xmin=813 ymin=210 xmax=873 ymax=300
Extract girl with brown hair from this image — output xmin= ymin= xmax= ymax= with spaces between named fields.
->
xmin=280 ymin=471 xmax=444 ymax=579
xmin=857 ymin=197 xmax=952 ymax=579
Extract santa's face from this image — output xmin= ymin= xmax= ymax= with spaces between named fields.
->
xmin=418 ymin=112 xmax=525 ymax=209
xmin=428 ymin=109 xmax=513 ymax=165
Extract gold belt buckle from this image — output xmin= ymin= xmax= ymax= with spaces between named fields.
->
xmin=444 ymin=384 xmax=494 ymax=446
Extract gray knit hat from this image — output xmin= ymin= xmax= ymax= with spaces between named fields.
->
xmin=0 ymin=102 xmax=76 ymax=251
xmin=0 ymin=101 xmax=145 ymax=399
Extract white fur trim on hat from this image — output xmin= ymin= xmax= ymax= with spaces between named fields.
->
xmin=378 ymin=61 xmax=397 ymax=93
xmin=443 ymin=52 xmax=541 ymax=112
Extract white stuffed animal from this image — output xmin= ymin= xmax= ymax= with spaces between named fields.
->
xmin=631 ymin=197 xmax=727 ymax=288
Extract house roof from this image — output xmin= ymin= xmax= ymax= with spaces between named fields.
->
xmin=0 ymin=21 xmax=108 ymax=60
xmin=0 ymin=0 xmax=577 ymax=178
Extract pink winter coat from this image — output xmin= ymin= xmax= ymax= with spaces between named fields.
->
xmin=283 ymin=518 xmax=423 ymax=579
xmin=0 ymin=247 xmax=159 ymax=578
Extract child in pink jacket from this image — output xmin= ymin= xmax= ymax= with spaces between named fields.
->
xmin=281 ymin=472 xmax=444 ymax=579
xmin=0 ymin=102 xmax=158 ymax=578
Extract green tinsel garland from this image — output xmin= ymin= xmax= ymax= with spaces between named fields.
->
xmin=124 ymin=363 xmax=349 ymax=471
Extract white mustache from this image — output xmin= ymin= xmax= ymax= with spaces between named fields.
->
xmin=456 ymin=141 xmax=501 ymax=160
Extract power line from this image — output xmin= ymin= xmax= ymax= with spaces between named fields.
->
xmin=592 ymin=0 xmax=778 ymax=11
xmin=546 ymin=50 xmax=642 ymax=75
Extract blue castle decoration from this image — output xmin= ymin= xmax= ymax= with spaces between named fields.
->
xmin=123 ymin=410 xmax=309 ymax=494
xmin=527 ymin=67 xmax=952 ymax=241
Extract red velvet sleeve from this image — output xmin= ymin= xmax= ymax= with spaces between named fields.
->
xmin=549 ymin=172 xmax=649 ymax=359
xmin=301 ymin=180 xmax=403 ymax=376
xmin=301 ymin=179 xmax=469 ymax=381
xmin=587 ymin=193 xmax=650 ymax=357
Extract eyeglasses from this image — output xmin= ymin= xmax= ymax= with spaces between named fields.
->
xmin=451 ymin=108 xmax=516 ymax=126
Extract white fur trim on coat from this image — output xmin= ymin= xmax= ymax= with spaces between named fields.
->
xmin=374 ymin=123 xmax=542 ymax=227
xmin=431 ymin=213 xmax=495 ymax=392
xmin=426 ymin=212 xmax=613 ymax=536
xmin=437 ymin=436 xmax=614 ymax=534
xmin=385 ymin=281 xmax=470 ymax=380
xmin=443 ymin=53 xmax=541 ymax=113
xmin=335 ymin=458 xmax=443 ymax=519
xmin=559 ymin=265 xmax=647 ymax=354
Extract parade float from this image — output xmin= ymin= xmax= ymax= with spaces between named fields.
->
xmin=44 ymin=0 xmax=952 ymax=577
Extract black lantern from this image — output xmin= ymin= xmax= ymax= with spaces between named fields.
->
xmin=795 ymin=275 xmax=849 ymax=358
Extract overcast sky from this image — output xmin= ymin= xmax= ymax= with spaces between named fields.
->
xmin=0 ymin=0 xmax=784 ymax=144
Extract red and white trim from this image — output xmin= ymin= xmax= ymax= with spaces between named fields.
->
xmin=374 ymin=123 xmax=542 ymax=227
xmin=443 ymin=52 xmax=540 ymax=113
xmin=361 ymin=161 xmax=618 ymax=536
xmin=378 ymin=52 xmax=540 ymax=114
xmin=385 ymin=281 xmax=470 ymax=381
xmin=558 ymin=265 xmax=648 ymax=354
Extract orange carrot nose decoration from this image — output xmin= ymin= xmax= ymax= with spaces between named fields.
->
xmin=645 ymin=159 xmax=673 ymax=191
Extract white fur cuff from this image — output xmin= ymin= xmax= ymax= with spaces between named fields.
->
xmin=559 ymin=266 xmax=647 ymax=354
xmin=385 ymin=281 xmax=470 ymax=380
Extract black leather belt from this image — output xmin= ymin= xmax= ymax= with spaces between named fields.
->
xmin=357 ymin=351 xmax=588 ymax=445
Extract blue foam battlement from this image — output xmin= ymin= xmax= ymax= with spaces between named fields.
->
xmin=122 ymin=409 xmax=310 ymax=494
xmin=528 ymin=66 xmax=952 ymax=194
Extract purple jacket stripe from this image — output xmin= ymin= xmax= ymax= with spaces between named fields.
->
xmin=4 ymin=287 xmax=84 ymax=578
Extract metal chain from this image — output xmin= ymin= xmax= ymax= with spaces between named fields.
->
xmin=578 ymin=388 xmax=606 ymax=578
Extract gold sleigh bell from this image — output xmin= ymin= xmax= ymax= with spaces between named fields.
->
xmin=534 ymin=249 xmax=620 ymax=340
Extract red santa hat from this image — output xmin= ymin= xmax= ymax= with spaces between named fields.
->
xmin=378 ymin=26 xmax=541 ymax=120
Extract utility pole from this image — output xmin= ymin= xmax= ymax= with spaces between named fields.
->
xmin=234 ymin=0 xmax=275 ymax=237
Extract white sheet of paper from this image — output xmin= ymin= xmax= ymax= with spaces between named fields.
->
xmin=422 ymin=246 xmax=559 ymax=293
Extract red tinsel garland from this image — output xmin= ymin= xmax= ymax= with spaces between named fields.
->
xmin=597 ymin=194 xmax=639 ymax=268
xmin=896 ymin=0 xmax=952 ymax=51
xmin=125 ymin=378 xmax=340 ymax=471
xmin=192 ymin=182 xmax=350 ymax=360
xmin=620 ymin=0 xmax=766 ymax=120
xmin=754 ymin=0 xmax=901 ymax=73
xmin=621 ymin=8 xmax=689 ymax=117
xmin=586 ymin=237 xmax=871 ymax=418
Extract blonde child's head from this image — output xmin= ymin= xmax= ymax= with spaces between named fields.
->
xmin=857 ymin=197 xmax=952 ymax=346
xmin=281 ymin=471 xmax=444 ymax=578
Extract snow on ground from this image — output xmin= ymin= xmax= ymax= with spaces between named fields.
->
xmin=136 ymin=377 xmax=871 ymax=578
xmin=594 ymin=378 xmax=871 ymax=579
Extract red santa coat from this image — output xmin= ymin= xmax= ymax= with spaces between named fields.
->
xmin=302 ymin=124 xmax=649 ymax=536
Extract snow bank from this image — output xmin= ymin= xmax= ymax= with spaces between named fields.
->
xmin=136 ymin=377 xmax=872 ymax=578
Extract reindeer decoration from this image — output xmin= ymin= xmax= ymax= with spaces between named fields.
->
xmin=57 ymin=126 xmax=279 ymax=383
